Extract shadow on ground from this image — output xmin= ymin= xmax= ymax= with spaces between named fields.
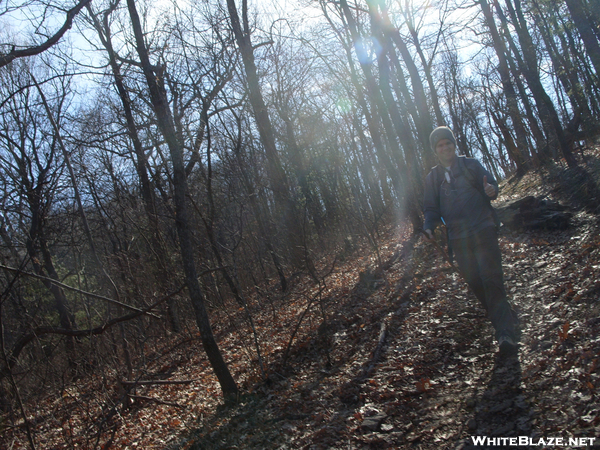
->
xmin=458 ymin=350 xmax=532 ymax=450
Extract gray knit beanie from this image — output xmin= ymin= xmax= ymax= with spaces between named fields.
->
xmin=429 ymin=126 xmax=456 ymax=151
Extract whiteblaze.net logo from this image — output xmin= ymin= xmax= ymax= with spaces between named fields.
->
xmin=471 ymin=436 xmax=597 ymax=447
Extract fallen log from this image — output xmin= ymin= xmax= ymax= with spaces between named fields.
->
xmin=128 ymin=395 xmax=183 ymax=408
xmin=120 ymin=379 xmax=199 ymax=386
xmin=360 ymin=313 xmax=391 ymax=379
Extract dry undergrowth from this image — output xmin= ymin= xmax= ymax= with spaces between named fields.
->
xmin=2 ymin=150 xmax=600 ymax=450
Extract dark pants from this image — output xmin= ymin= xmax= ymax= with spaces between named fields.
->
xmin=451 ymin=226 xmax=518 ymax=340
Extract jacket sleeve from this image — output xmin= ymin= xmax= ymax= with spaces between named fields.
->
xmin=423 ymin=170 xmax=442 ymax=231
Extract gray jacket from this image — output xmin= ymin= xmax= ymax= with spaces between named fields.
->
xmin=423 ymin=156 xmax=498 ymax=240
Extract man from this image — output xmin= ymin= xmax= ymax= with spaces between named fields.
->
xmin=423 ymin=126 xmax=518 ymax=352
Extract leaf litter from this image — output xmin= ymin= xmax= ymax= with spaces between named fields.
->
xmin=2 ymin=170 xmax=600 ymax=450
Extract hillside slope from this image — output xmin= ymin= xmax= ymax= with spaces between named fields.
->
xmin=176 ymin=163 xmax=600 ymax=450
xmin=2 ymin=155 xmax=600 ymax=450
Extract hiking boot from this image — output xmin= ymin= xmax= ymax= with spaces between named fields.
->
xmin=498 ymin=332 xmax=517 ymax=353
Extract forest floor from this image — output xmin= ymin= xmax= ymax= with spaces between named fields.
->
xmin=3 ymin=150 xmax=600 ymax=450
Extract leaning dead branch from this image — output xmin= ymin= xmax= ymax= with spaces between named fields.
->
xmin=120 ymin=379 xmax=199 ymax=386
xmin=0 ymin=263 xmax=161 ymax=318
xmin=1 ymin=285 xmax=184 ymax=375
xmin=359 ymin=313 xmax=391 ymax=380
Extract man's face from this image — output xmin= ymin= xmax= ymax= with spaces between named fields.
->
xmin=435 ymin=138 xmax=456 ymax=166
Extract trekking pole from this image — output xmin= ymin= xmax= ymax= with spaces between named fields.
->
xmin=418 ymin=228 xmax=461 ymax=275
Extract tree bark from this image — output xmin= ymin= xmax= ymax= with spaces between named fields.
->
xmin=501 ymin=0 xmax=578 ymax=167
xmin=478 ymin=0 xmax=531 ymax=175
xmin=126 ymin=0 xmax=238 ymax=400
xmin=226 ymin=0 xmax=305 ymax=269
xmin=565 ymin=0 xmax=600 ymax=77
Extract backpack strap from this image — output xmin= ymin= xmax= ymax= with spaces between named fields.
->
xmin=429 ymin=164 xmax=453 ymax=261
xmin=431 ymin=164 xmax=443 ymax=210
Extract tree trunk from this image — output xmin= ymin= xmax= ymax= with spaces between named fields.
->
xmin=339 ymin=0 xmax=422 ymax=230
xmin=88 ymin=6 xmax=181 ymax=332
xmin=404 ymin=13 xmax=445 ymax=126
xmin=501 ymin=0 xmax=578 ymax=168
xmin=276 ymin=102 xmax=325 ymax=234
xmin=126 ymin=0 xmax=238 ymax=400
xmin=230 ymin=118 xmax=288 ymax=292
xmin=349 ymin=114 xmax=387 ymax=215
xmin=377 ymin=4 xmax=436 ymax=168
xmin=319 ymin=0 xmax=398 ymax=207
xmin=492 ymin=5 xmax=545 ymax=160
xmin=478 ymin=0 xmax=531 ymax=175
xmin=532 ymin=0 xmax=595 ymax=133
xmin=26 ymin=205 xmax=76 ymax=365
xmin=226 ymin=0 xmax=305 ymax=269
xmin=565 ymin=0 xmax=600 ymax=77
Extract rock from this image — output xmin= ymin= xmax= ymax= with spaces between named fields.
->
xmin=361 ymin=413 xmax=388 ymax=432
xmin=495 ymin=196 xmax=572 ymax=231
xmin=380 ymin=423 xmax=394 ymax=432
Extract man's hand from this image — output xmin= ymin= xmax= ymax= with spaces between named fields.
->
xmin=483 ymin=176 xmax=496 ymax=198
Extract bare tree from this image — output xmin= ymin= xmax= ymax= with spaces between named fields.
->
xmin=565 ymin=0 xmax=600 ymax=77
xmin=498 ymin=0 xmax=578 ymax=167
xmin=477 ymin=0 xmax=531 ymax=174
xmin=125 ymin=0 xmax=238 ymax=400
xmin=226 ymin=0 xmax=307 ymax=270
xmin=0 ymin=61 xmax=77 ymax=364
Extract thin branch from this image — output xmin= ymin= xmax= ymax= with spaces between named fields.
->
xmin=0 ymin=0 xmax=94 ymax=68
xmin=0 ymin=263 xmax=161 ymax=317
xmin=1 ymin=285 xmax=184 ymax=376
xmin=360 ymin=314 xmax=390 ymax=379
xmin=0 ymin=282 xmax=37 ymax=449
xmin=120 ymin=379 xmax=199 ymax=386
xmin=127 ymin=395 xmax=183 ymax=408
